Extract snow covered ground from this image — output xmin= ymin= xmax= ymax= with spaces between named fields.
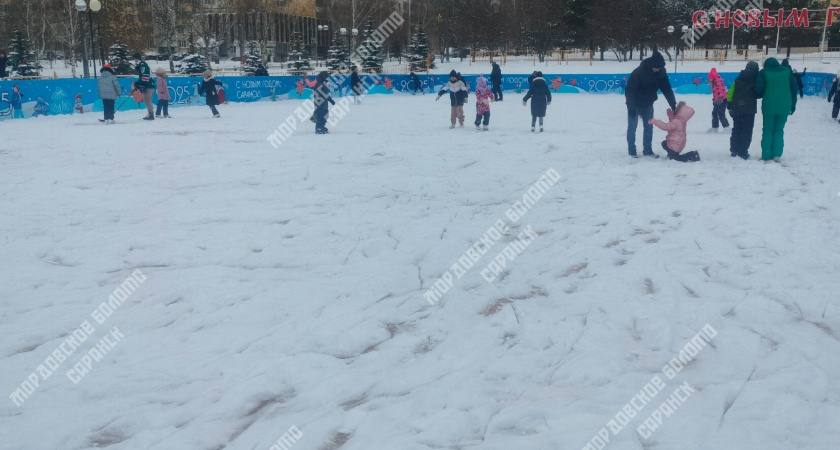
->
xmin=2 ymin=92 xmax=840 ymax=450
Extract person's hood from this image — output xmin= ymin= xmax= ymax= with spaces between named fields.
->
xmin=644 ymin=51 xmax=666 ymax=70
xmin=476 ymin=76 xmax=488 ymax=91
xmin=764 ymin=57 xmax=782 ymax=69
xmin=317 ymin=71 xmax=329 ymax=81
xmin=781 ymin=58 xmax=790 ymax=67
xmin=739 ymin=61 xmax=759 ymax=81
xmin=674 ymin=103 xmax=695 ymax=121
xmin=708 ymin=68 xmax=720 ymax=80
xmin=449 ymin=70 xmax=457 ymax=77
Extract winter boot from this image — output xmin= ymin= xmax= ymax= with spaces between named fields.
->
xmin=483 ymin=126 xmax=488 ymax=131
xmin=476 ymin=125 xmax=481 ymax=131
xmin=449 ymin=124 xmax=456 ymax=129
xmin=539 ymin=127 xmax=544 ymax=133
xmin=143 ymin=115 xmax=154 ymax=120
xmin=706 ymin=127 xmax=717 ymax=133
xmin=531 ymin=127 xmax=535 ymax=132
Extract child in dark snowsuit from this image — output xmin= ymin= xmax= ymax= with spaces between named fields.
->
xmin=649 ymin=102 xmax=700 ymax=162
xmin=312 ymin=71 xmax=335 ymax=134
xmin=197 ymin=69 xmax=223 ymax=118
xmin=828 ymin=70 xmax=840 ymax=122
xmin=523 ymin=71 xmax=551 ymax=132
xmin=436 ymin=70 xmax=469 ymax=128
xmin=726 ymin=61 xmax=760 ymax=160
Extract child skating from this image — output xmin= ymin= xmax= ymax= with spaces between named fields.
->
xmin=474 ymin=75 xmax=493 ymax=131
xmin=649 ymin=101 xmax=700 ymax=162
xmin=726 ymin=61 xmax=760 ymax=159
xmin=198 ymin=69 xmax=224 ymax=118
xmin=708 ymin=68 xmax=730 ymax=133
xmin=155 ymin=67 xmax=171 ymax=118
xmin=523 ymin=71 xmax=551 ymax=132
xmin=11 ymin=84 xmax=24 ymax=119
xmin=97 ymin=63 xmax=121 ymax=124
xmin=436 ymin=70 xmax=468 ymax=128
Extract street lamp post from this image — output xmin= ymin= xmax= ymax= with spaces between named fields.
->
xmin=340 ymin=27 xmax=359 ymax=67
xmin=75 ymin=0 xmax=90 ymax=78
xmin=74 ymin=0 xmax=102 ymax=78
xmin=667 ymin=25 xmax=689 ymax=74
xmin=318 ymin=24 xmax=329 ymax=66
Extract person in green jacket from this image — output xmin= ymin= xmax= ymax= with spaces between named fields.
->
xmin=133 ymin=52 xmax=156 ymax=120
xmin=754 ymin=57 xmax=797 ymax=162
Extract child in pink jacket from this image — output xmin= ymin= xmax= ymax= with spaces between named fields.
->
xmin=474 ymin=75 xmax=493 ymax=131
xmin=155 ymin=67 xmax=171 ymax=118
xmin=649 ymin=101 xmax=700 ymax=162
xmin=708 ymin=68 xmax=730 ymax=132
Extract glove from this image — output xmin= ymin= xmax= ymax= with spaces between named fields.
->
xmin=522 ymin=101 xmax=527 ymax=106
xmin=547 ymin=102 xmax=551 ymax=106
xmin=435 ymin=96 xmax=441 ymax=101
xmin=790 ymin=106 xmax=795 ymax=115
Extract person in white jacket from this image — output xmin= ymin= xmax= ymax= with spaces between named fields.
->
xmin=436 ymin=70 xmax=469 ymax=128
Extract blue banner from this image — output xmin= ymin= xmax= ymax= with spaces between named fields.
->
xmin=0 ymin=71 xmax=833 ymax=121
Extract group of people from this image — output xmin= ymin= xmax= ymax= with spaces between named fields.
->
xmin=626 ymin=50 xmax=803 ymax=163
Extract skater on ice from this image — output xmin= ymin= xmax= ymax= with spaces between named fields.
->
xmin=133 ymin=53 xmax=156 ymax=120
xmin=726 ymin=61 xmax=760 ymax=160
xmin=410 ymin=71 xmax=423 ymax=95
xmin=523 ymin=71 xmax=551 ymax=132
xmin=436 ymin=70 xmax=469 ymax=128
xmin=198 ymin=69 xmax=224 ymax=118
xmin=473 ymin=75 xmax=493 ymax=131
xmin=11 ymin=84 xmax=24 ymax=119
xmin=350 ymin=66 xmax=363 ymax=104
xmin=312 ymin=71 xmax=335 ymax=134
xmin=828 ymin=70 xmax=840 ymax=122
xmin=490 ymin=61 xmax=503 ymax=101
xmin=707 ymin=68 xmax=730 ymax=133
xmin=755 ymin=57 xmax=798 ymax=162
xmin=624 ymin=50 xmax=677 ymax=158
xmin=155 ymin=67 xmax=171 ymax=118
xmin=649 ymin=101 xmax=699 ymax=162
xmin=97 ymin=64 xmax=121 ymax=124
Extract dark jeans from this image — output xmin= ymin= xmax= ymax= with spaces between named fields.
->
xmin=832 ymin=100 xmax=840 ymax=119
xmin=492 ymin=82 xmax=503 ymax=101
xmin=662 ymin=141 xmax=700 ymax=162
xmin=627 ymin=104 xmax=654 ymax=155
xmin=531 ymin=116 xmax=544 ymax=127
xmin=729 ymin=114 xmax=755 ymax=159
xmin=712 ymin=102 xmax=730 ymax=129
xmin=209 ymin=105 xmax=219 ymax=116
xmin=102 ymin=99 xmax=115 ymax=120
xmin=314 ymin=107 xmax=328 ymax=131
xmin=156 ymin=99 xmax=169 ymax=116
xmin=475 ymin=112 xmax=490 ymax=126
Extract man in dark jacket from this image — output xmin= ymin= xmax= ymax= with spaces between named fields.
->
xmin=133 ymin=52 xmax=155 ymax=120
xmin=726 ymin=61 xmax=760 ymax=160
xmin=350 ymin=66 xmax=363 ymax=104
xmin=410 ymin=71 xmax=423 ymax=95
xmin=0 ymin=51 xmax=8 ymax=79
xmin=491 ymin=61 xmax=503 ymax=101
xmin=313 ymin=71 xmax=335 ymax=134
xmin=625 ymin=51 xmax=677 ymax=158
xmin=828 ymin=71 xmax=840 ymax=121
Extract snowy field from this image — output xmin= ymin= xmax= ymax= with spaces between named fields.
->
xmin=2 ymin=93 xmax=840 ymax=450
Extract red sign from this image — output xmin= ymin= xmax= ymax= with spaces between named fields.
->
xmin=693 ymin=9 xmax=811 ymax=28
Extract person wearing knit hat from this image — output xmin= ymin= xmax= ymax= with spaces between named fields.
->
xmin=473 ymin=75 xmax=493 ymax=131
xmin=828 ymin=70 xmax=840 ymax=122
xmin=132 ymin=52 xmax=155 ymax=120
xmin=197 ymin=69 xmax=224 ymax=118
xmin=436 ymin=70 xmax=469 ymax=128
xmin=97 ymin=63 xmax=121 ymax=124
xmin=154 ymin=67 xmax=171 ymax=118
xmin=624 ymin=50 xmax=677 ymax=158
